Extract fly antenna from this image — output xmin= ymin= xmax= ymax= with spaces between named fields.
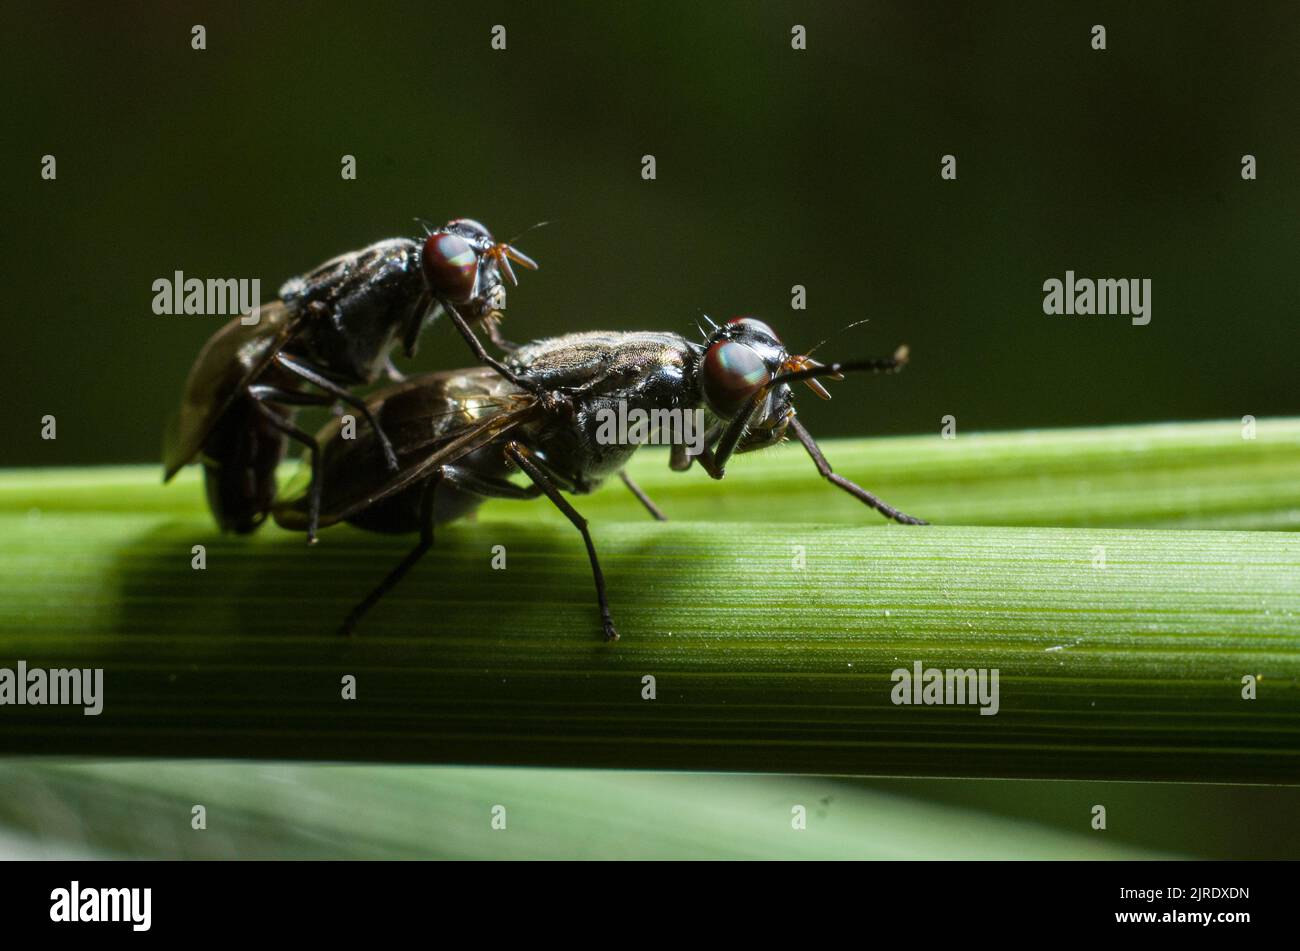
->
xmin=804 ymin=318 xmax=872 ymax=359
xmin=505 ymin=220 xmax=550 ymax=245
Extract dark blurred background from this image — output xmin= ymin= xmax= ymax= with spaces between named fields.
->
xmin=3 ymin=0 xmax=1297 ymax=467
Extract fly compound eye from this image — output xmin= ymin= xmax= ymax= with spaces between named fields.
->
xmin=422 ymin=232 xmax=479 ymax=303
xmin=702 ymin=340 xmax=773 ymax=418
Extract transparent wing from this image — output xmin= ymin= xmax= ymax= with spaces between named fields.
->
xmin=162 ymin=303 xmax=302 ymax=479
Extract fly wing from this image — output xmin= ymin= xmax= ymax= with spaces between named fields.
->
xmin=272 ymin=368 xmax=540 ymax=531
xmin=332 ymin=401 xmax=539 ymax=523
xmin=162 ymin=301 xmax=302 ymax=480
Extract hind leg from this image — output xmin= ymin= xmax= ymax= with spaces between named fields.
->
xmin=338 ymin=466 xmax=540 ymax=636
xmin=248 ymin=390 xmax=326 ymax=544
xmin=340 ymin=472 xmax=442 ymax=636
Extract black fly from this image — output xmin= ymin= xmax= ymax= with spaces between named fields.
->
xmin=272 ymin=316 xmax=925 ymax=641
xmin=163 ymin=218 xmax=540 ymax=543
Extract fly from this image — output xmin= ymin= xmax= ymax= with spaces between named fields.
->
xmin=272 ymin=316 xmax=926 ymax=640
xmin=162 ymin=217 xmax=540 ymax=543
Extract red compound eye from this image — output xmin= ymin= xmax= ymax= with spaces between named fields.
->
xmin=702 ymin=340 xmax=773 ymax=418
xmin=421 ymin=232 xmax=479 ymax=303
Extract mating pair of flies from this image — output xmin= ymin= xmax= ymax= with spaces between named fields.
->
xmin=164 ymin=217 xmax=926 ymax=641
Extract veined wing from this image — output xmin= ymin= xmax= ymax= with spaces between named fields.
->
xmin=334 ymin=399 xmax=541 ymax=522
xmin=272 ymin=368 xmax=540 ymax=531
xmin=162 ymin=301 xmax=303 ymax=480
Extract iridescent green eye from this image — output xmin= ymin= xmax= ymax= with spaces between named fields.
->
xmin=702 ymin=341 xmax=772 ymax=418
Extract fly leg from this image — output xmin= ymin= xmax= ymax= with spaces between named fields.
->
xmin=688 ymin=410 xmax=924 ymax=525
xmin=505 ymin=441 xmax=619 ymax=642
xmin=703 ymin=351 xmax=909 ymax=477
xmin=669 ymin=439 xmax=712 ymax=472
xmin=338 ymin=468 xmax=542 ymax=636
xmin=382 ymin=354 xmax=406 ymax=383
xmin=619 ymin=471 xmax=667 ymax=521
xmin=248 ymin=388 xmax=328 ymax=544
xmin=436 ymin=297 xmax=567 ymax=410
xmin=788 ymin=417 xmax=927 ymax=525
xmin=340 ymin=471 xmax=443 ymax=636
xmin=273 ymin=353 xmax=399 ymax=471
xmin=483 ymin=312 xmax=518 ymax=352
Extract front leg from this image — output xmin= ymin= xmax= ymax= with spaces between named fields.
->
xmin=694 ymin=445 xmax=725 ymax=479
xmin=437 ymin=297 xmax=570 ymax=414
xmin=482 ymin=312 xmax=518 ymax=352
xmin=788 ymin=418 xmax=927 ymax=525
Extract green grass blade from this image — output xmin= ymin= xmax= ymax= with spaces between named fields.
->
xmin=6 ymin=418 xmax=1299 ymax=528
xmin=0 ymin=761 xmax=1172 ymax=860
xmin=1 ymin=422 xmax=1297 ymax=782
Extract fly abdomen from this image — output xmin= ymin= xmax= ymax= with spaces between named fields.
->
xmin=346 ymin=480 xmax=486 ymax=534
xmin=201 ymin=397 xmax=286 ymax=534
